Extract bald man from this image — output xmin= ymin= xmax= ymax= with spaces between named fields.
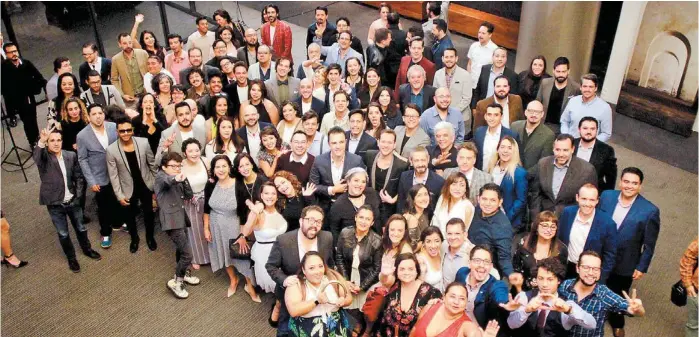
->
xmin=236 ymin=105 xmax=273 ymax=163
xmin=509 ymin=100 xmax=555 ymax=170
xmin=419 ymin=87 xmax=466 ymax=146
xmin=294 ymin=78 xmax=327 ymax=119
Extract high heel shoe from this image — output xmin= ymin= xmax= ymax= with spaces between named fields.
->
xmin=227 ymin=279 xmax=239 ymax=298
xmin=244 ymin=283 xmax=262 ymax=303
xmin=2 ymin=254 xmax=28 ymax=269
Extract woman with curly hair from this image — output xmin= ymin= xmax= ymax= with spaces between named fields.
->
xmin=152 ymin=73 xmax=175 ymax=123
xmin=59 ymin=97 xmax=89 ymax=152
xmin=257 ymin=126 xmax=289 ymax=178
xmin=271 ymin=170 xmax=316 ymax=232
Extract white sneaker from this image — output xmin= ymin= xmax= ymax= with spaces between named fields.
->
xmin=167 ymin=279 xmax=189 ymax=299
xmin=183 ymin=270 xmax=200 ymax=286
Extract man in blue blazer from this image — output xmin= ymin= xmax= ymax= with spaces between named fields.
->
xmin=598 ymin=167 xmax=660 ymax=337
xmin=455 ymin=245 xmax=510 ymax=336
xmin=76 ymin=103 xmax=120 ymax=249
xmin=396 ymin=146 xmax=445 ymax=213
xmin=309 ymin=127 xmax=366 ymax=224
xmin=473 ymin=102 xmax=519 ymax=170
xmin=557 ymin=183 xmax=618 ymax=283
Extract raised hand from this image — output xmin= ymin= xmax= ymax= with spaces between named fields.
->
xmin=433 ymin=151 xmax=452 ymax=166
xmin=622 ymin=289 xmax=645 ymax=316
xmin=135 ymin=14 xmax=144 ymax=24
xmin=499 ymin=293 xmax=523 ymax=312
xmin=162 ymin=132 xmax=176 ymax=149
xmin=483 ymin=320 xmax=500 ymax=337
xmin=302 ymin=182 xmax=317 ymax=196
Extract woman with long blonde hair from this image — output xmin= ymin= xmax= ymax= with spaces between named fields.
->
xmin=486 ymin=136 xmax=528 ymax=231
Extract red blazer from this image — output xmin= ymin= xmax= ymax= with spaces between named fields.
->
xmin=261 ymin=21 xmax=293 ymax=61
xmin=394 ymin=56 xmax=436 ymax=98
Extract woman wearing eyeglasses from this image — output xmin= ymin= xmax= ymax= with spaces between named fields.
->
xmin=510 ymin=211 xmax=568 ymax=296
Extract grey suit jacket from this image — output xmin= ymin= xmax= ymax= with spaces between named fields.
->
xmin=433 ymin=66 xmax=473 ymax=131
xmin=155 ymin=123 xmax=207 ymax=165
xmin=77 ymin=122 xmax=118 ymax=187
xmin=33 ymin=146 xmax=84 ymax=206
xmin=80 ymin=85 xmax=126 ymax=109
xmin=529 ymin=156 xmax=597 ymax=216
xmin=264 ymin=76 xmax=300 ymax=108
xmin=443 ymin=167 xmax=493 ymax=204
xmin=153 ymin=170 xmax=194 ymax=231
xmin=535 ymin=78 xmax=581 ymax=121
xmin=106 ymin=137 xmax=157 ymax=200
xmin=510 ymin=121 xmax=555 ymax=171
xmin=248 ymin=62 xmax=276 ymax=81
xmin=394 ymin=125 xmax=431 ymax=159
xmin=265 ymin=229 xmax=335 ymax=287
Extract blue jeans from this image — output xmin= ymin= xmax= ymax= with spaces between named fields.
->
xmin=47 ymin=202 xmax=85 ymax=239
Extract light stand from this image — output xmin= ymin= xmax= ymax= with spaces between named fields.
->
xmin=1 ymin=103 xmax=31 ymax=183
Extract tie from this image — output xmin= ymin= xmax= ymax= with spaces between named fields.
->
xmin=537 ymin=304 xmax=550 ymax=329
xmin=91 ymin=64 xmax=96 ymax=70
xmin=277 ymin=80 xmax=288 ymax=86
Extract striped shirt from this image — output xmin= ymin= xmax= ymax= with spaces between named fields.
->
xmin=558 ymin=279 xmax=629 ymax=337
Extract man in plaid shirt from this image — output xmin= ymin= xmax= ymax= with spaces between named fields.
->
xmin=558 ymin=251 xmax=646 ymax=337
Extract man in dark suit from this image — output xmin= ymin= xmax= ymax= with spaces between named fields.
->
xmin=366 ymin=28 xmax=394 ymax=88
xmin=79 ymin=42 xmax=111 ymax=91
xmin=598 ymin=167 xmax=660 ymax=337
xmin=398 ymin=65 xmax=437 ymax=114
xmin=535 ymin=57 xmax=581 ymax=131
xmin=236 ymin=105 xmax=273 ymax=160
xmin=557 ymin=184 xmax=618 ymax=283
xmin=573 ymin=117 xmax=617 ymax=191
xmin=510 ymin=100 xmax=555 ymax=170
xmin=266 ymin=205 xmax=335 ymax=337
xmin=364 ymin=129 xmax=410 ymax=227
xmin=346 ymin=110 xmax=377 ymax=159
xmin=529 ymin=134 xmax=598 ymax=216
xmin=309 ymin=127 xmax=367 ymax=218
xmin=305 ymin=6 xmax=338 ymax=55
xmin=395 ymin=37 xmax=436 ymax=94
xmin=397 ymin=146 xmax=445 ymax=213
xmin=294 ymin=78 xmax=327 ymax=120
xmin=178 ymin=47 xmax=222 ymax=89
xmin=471 ymin=47 xmax=518 ymax=109
xmin=35 ymin=127 xmax=101 ymax=272
xmin=473 ymin=75 xmax=524 ymax=130
xmin=473 ymin=102 xmax=519 ymax=170
xmin=386 ymin=12 xmax=407 ymax=79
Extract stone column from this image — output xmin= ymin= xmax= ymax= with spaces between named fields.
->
xmin=515 ymin=2 xmax=601 ymax=82
xmin=600 ymin=2 xmax=648 ymax=104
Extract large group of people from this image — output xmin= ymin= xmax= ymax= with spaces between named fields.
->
xmin=1 ymin=2 xmax=695 ymax=337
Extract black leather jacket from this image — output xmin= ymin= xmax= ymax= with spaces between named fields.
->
xmin=336 ymin=227 xmax=383 ymax=291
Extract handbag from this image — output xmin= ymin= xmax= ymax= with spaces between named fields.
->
xmin=362 ymin=285 xmax=389 ymax=324
xmin=671 ymin=280 xmax=688 ymax=307
xmin=229 ymin=234 xmax=252 ymax=260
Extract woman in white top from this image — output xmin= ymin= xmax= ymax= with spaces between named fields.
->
xmin=416 ymin=226 xmax=444 ymax=292
xmin=486 ymin=135 xmax=528 ymax=231
xmin=312 ymin=66 xmax=328 ymax=102
xmin=204 ymin=116 xmax=244 ymax=165
xmin=276 ymin=101 xmax=303 ymax=147
xmin=431 ymin=172 xmax=475 ymax=237
xmin=286 ymin=252 xmax=353 ymax=337
xmin=181 ymin=138 xmax=211 ymax=270
xmin=204 ymin=95 xmax=230 ymax=143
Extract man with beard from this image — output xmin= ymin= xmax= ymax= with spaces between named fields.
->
xmin=598 ymin=167 xmax=660 ymax=337
xmin=143 ymin=55 xmax=176 ymax=94
xmin=472 ymin=102 xmax=519 ymax=170
xmin=509 ymin=100 xmax=555 ymax=170
xmin=164 ymin=34 xmax=190 ymax=85
xmin=558 ymin=251 xmax=646 ymax=337
xmin=561 ymin=74 xmax=613 ymax=142
xmin=265 ymin=57 xmax=300 ymax=108
xmin=558 ymin=184 xmax=618 ymax=282
xmin=1 ymin=42 xmax=46 ymax=145
xmin=395 ymin=37 xmax=436 ymax=93
xmin=454 ymin=245 xmax=509 ymax=334
xmin=321 ymin=31 xmax=364 ymax=75
xmin=111 ymin=33 xmax=149 ymax=109
xmin=529 ymin=134 xmax=597 ymax=216
xmin=443 ymin=142 xmax=493 ymax=204
xmin=430 ymin=19 xmax=453 ymax=70
xmin=502 ymin=258 xmax=597 ymax=336
xmin=467 ymin=183 xmax=514 ymax=279
xmin=260 ymin=5 xmax=293 ymax=61
xmin=398 ymin=64 xmax=437 ymax=114
xmin=306 ymin=6 xmax=338 ymax=54
xmin=236 ymin=105 xmax=272 ymax=163
xmin=79 ymin=42 xmax=112 ymax=90
xmin=467 ymin=22 xmax=498 ymax=86
xmin=155 ymin=102 xmax=207 ymax=162
xmin=309 ymin=127 xmax=366 ymax=217
xmin=396 ymin=146 xmax=445 ymax=213
xmin=419 ymin=87 xmax=465 ymax=146
xmin=366 ymin=28 xmax=394 ymax=87
xmin=106 ymin=118 xmax=158 ymax=253
xmin=266 ymin=205 xmax=335 ymax=337
xmin=363 ymin=129 xmax=409 ymax=226
xmin=474 ymin=75 xmax=524 ymax=129
xmin=536 ymin=57 xmax=581 ymax=132
xmin=433 ymin=48 xmax=472 ymax=134
xmin=573 ymin=117 xmax=617 ymax=191
xmin=237 ymin=28 xmax=260 ymax=67
xmin=76 ymin=104 xmax=120 ymax=248
xmin=178 ymin=47 xmax=222 ymax=90
xmin=472 ymin=47 xmax=518 ymax=110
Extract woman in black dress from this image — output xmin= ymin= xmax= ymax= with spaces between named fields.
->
xmin=239 ymin=79 xmax=280 ymax=125
xmin=517 ymin=55 xmax=551 ymax=108
xmin=358 ymin=68 xmax=381 ymax=109
xmin=328 ymin=167 xmax=381 ymax=245
xmin=59 ymin=97 xmax=88 ymax=152
xmin=344 ymin=57 xmax=364 ymax=94
xmin=270 ymin=170 xmax=316 ymax=232
xmin=132 ymin=93 xmax=167 ymax=153
xmin=233 ymin=152 xmax=268 ymax=225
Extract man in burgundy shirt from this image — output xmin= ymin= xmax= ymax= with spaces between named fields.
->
xmin=276 ymin=130 xmax=315 ymax=185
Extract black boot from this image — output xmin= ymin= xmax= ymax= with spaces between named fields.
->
xmin=145 ymin=225 xmax=157 ymax=251
xmin=76 ymin=231 xmax=101 ymax=260
xmin=59 ymin=237 xmax=80 ymax=272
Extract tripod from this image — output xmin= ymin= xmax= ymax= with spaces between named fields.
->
xmin=1 ymin=103 xmax=31 ymax=183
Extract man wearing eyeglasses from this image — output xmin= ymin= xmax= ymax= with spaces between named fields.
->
xmin=557 ymin=184 xmax=618 ymax=283
xmin=277 ymin=131 xmax=316 ymax=185
xmin=558 ymin=251 xmax=646 ymax=337
xmin=266 ymin=205 xmax=335 ymax=337
xmin=509 ymin=100 xmax=555 ymax=170
xmin=106 ymin=118 xmax=158 ymax=253
xmin=80 ymin=70 xmax=125 ymax=110
xmin=79 ymin=42 xmax=112 ymax=91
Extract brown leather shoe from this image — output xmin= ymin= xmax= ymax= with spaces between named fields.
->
xmin=613 ymin=328 xmax=625 ymax=337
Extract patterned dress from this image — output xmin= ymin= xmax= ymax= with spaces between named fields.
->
xmin=184 ymin=161 xmax=210 ymax=265
xmin=207 ymin=183 xmax=253 ymax=280
xmin=376 ymin=282 xmax=442 ymax=337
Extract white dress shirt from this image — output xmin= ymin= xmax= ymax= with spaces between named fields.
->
xmin=482 ymin=125 xmax=501 ymax=169
xmin=247 ymin=126 xmax=262 ymax=165
xmin=467 ymin=39 xmax=498 ymax=83
xmin=89 ymin=57 xmax=102 ymax=76
xmin=92 ymin=126 xmax=109 ymax=149
xmin=568 ymin=210 xmax=595 ymax=264
xmin=56 ymin=152 xmax=74 ymax=203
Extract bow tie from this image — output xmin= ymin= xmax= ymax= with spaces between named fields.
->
xmin=277 ymin=80 xmax=288 ymax=86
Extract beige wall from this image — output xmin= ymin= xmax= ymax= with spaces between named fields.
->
xmin=515 ymin=2 xmax=601 ymax=82
xmin=626 ymin=1 xmax=698 ymax=102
